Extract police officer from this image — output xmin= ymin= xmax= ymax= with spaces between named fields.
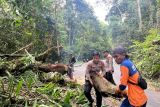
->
xmin=103 ymin=50 xmax=116 ymax=85
xmin=84 ymin=51 xmax=106 ymax=107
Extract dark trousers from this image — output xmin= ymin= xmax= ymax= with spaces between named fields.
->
xmin=84 ymin=80 xmax=102 ymax=107
xmin=67 ymin=66 xmax=74 ymax=79
xmin=121 ymin=97 xmax=147 ymax=107
xmin=104 ymin=72 xmax=116 ymax=85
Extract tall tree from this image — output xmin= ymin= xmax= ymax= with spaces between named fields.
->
xmin=136 ymin=0 xmax=142 ymax=31
xmin=156 ymin=0 xmax=160 ymax=29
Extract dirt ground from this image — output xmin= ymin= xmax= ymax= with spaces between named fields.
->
xmin=73 ymin=63 xmax=121 ymax=107
xmin=73 ymin=61 xmax=160 ymax=107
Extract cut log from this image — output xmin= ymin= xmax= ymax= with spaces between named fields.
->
xmin=0 ymin=56 xmax=69 ymax=76
xmin=151 ymin=71 xmax=160 ymax=79
xmin=35 ymin=63 xmax=69 ymax=75
xmin=0 ymin=54 xmax=27 ymax=58
xmin=152 ymin=40 xmax=160 ymax=45
xmin=90 ymin=72 xmax=127 ymax=98
xmin=0 ymin=58 xmax=30 ymax=76
xmin=0 ymin=46 xmax=69 ymax=78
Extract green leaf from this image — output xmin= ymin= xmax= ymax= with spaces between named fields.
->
xmin=33 ymin=99 xmax=37 ymax=107
xmin=25 ymin=100 xmax=28 ymax=107
xmin=15 ymin=78 xmax=23 ymax=96
xmin=26 ymin=75 xmax=34 ymax=90
xmin=76 ymin=93 xmax=87 ymax=104
xmin=62 ymin=91 xmax=72 ymax=107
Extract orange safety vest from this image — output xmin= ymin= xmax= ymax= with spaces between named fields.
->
xmin=120 ymin=59 xmax=147 ymax=106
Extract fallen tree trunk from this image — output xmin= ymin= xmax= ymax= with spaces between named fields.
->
xmin=90 ymin=72 xmax=127 ymax=98
xmin=0 ymin=46 xmax=63 ymax=62
xmin=0 ymin=53 xmax=69 ymax=76
xmin=0 ymin=54 xmax=27 ymax=58
xmin=151 ymin=71 xmax=160 ymax=79
xmin=34 ymin=63 xmax=69 ymax=75
xmin=35 ymin=46 xmax=63 ymax=62
xmin=152 ymin=40 xmax=160 ymax=45
xmin=0 ymin=62 xmax=69 ymax=76
xmin=11 ymin=43 xmax=33 ymax=55
xmin=0 ymin=45 xmax=65 ymax=75
xmin=0 ymin=59 xmax=31 ymax=76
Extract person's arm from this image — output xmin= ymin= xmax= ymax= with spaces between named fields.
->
xmin=85 ymin=63 xmax=93 ymax=84
xmin=72 ymin=57 xmax=76 ymax=64
xmin=119 ymin=66 xmax=129 ymax=91
xmin=108 ymin=56 xmax=113 ymax=72
xmin=101 ymin=61 xmax=107 ymax=76
xmin=114 ymin=65 xmax=129 ymax=97
xmin=70 ymin=57 xmax=76 ymax=65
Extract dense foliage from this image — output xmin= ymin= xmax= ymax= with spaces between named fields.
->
xmin=1 ymin=0 xmax=160 ymax=106
xmin=131 ymin=29 xmax=160 ymax=78
xmin=0 ymin=0 xmax=112 ymax=106
xmin=104 ymin=0 xmax=160 ymax=78
xmin=0 ymin=0 xmax=112 ymax=62
xmin=0 ymin=69 xmax=88 ymax=106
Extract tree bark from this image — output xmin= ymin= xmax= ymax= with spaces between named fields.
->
xmin=156 ymin=8 xmax=160 ymax=29
xmin=0 ymin=46 xmax=65 ymax=76
xmin=136 ymin=0 xmax=142 ymax=31
xmin=152 ymin=40 xmax=160 ymax=45
xmin=0 ymin=54 xmax=27 ymax=58
xmin=35 ymin=63 xmax=69 ymax=75
xmin=147 ymin=0 xmax=153 ymax=27
xmin=0 ymin=59 xmax=69 ymax=76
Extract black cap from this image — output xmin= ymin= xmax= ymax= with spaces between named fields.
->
xmin=92 ymin=51 xmax=100 ymax=57
xmin=103 ymin=50 xmax=109 ymax=53
xmin=112 ymin=47 xmax=127 ymax=55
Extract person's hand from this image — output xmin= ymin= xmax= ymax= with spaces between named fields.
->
xmin=96 ymin=72 xmax=103 ymax=77
xmin=88 ymin=77 xmax=93 ymax=85
xmin=114 ymin=87 xmax=128 ymax=97
xmin=108 ymin=69 xmax=114 ymax=74
xmin=121 ymin=90 xmax=128 ymax=97
xmin=114 ymin=87 xmax=123 ymax=98
xmin=85 ymin=74 xmax=93 ymax=85
xmin=71 ymin=78 xmax=77 ymax=83
xmin=114 ymin=87 xmax=121 ymax=94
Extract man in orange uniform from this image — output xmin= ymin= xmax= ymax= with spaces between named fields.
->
xmin=112 ymin=47 xmax=147 ymax=107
